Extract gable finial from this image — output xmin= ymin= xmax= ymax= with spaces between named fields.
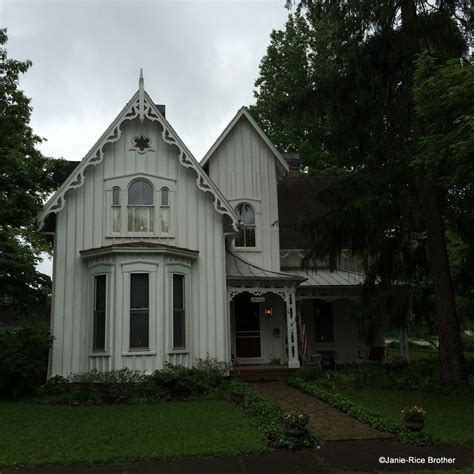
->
xmin=138 ymin=68 xmax=145 ymax=123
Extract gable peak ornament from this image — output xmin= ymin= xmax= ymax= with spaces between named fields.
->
xmin=138 ymin=68 xmax=145 ymax=124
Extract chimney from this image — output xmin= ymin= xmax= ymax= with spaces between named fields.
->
xmin=156 ymin=104 xmax=166 ymax=118
xmin=283 ymin=153 xmax=301 ymax=177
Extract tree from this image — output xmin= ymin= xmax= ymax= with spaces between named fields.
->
xmin=0 ymin=28 xmax=66 ymax=315
xmin=251 ymin=2 xmax=472 ymax=385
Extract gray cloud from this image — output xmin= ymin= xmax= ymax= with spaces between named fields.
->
xmin=1 ymin=0 xmax=289 ymax=276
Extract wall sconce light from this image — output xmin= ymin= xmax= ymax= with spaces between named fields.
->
xmin=264 ymin=306 xmax=273 ymax=318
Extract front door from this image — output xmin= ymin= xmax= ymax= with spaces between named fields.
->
xmin=234 ymin=293 xmax=261 ymax=359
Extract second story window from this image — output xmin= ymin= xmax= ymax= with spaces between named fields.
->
xmin=160 ymin=187 xmax=169 ymax=234
xmin=235 ymin=203 xmax=256 ymax=248
xmin=128 ymin=179 xmax=154 ymax=232
xmin=112 ymin=187 xmax=121 ymax=232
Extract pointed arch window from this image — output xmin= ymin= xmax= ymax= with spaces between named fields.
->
xmin=160 ymin=187 xmax=170 ymax=234
xmin=112 ymin=187 xmax=121 ymax=232
xmin=128 ymin=179 xmax=154 ymax=232
xmin=235 ymin=203 xmax=256 ymax=248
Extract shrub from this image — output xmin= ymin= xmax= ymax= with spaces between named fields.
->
xmin=0 ymin=319 xmax=53 ymax=397
xmin=215 ymin=380 xmax=317 ymax=450
xmin=194 ymin=354 xmax=232 ymax=376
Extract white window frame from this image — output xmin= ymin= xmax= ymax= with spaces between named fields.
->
xmin=88 ymin=263 xmax=114 ymax=356
xmin=233 ymin=201 xmax=258 ymax=250
xmin=121 ymin=261 xmax=158 ymax=355
xmin=127 ymin=178 xmax=155 ymax=234
xmin=166 ymin=263 xmax=191 ymax=354
xmin=104 ymin=174 xmax=176 ymax=238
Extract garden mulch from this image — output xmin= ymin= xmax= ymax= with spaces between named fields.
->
xmin=250 ymin=382 xmax=392 ymax=441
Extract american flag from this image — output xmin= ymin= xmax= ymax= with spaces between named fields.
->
xmin=298 ymin=312 xmax=311 ymax=362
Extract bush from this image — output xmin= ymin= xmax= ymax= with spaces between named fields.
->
xmin=0 ymin=319 xmax=53 ymax=397
xmin=214 ymin=380 xmax=317 ymax=450
xmin=37 ymin=360 xmax=230 ymax=405
xmin=288 ymin=376 xmax=433 ymax=446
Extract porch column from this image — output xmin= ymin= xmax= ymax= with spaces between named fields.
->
xmin=285 ymin=286 xmax=300 ymax=369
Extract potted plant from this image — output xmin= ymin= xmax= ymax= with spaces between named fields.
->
xmin=402 ymin=405 xmax=427 ymax=432
xmin=383 ymin=355 xmax=409 ymax=373
xmin=281 ymin=408 xmax=310 ymax=437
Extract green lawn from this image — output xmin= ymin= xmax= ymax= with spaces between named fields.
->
xmin=341 ymin=388 xmax=474 ymax=444
xmin=0 ymin=400 xmax=268 ymax=468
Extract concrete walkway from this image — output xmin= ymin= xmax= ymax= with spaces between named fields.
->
xmin=251 ymin=382 xmax=391 ymax=441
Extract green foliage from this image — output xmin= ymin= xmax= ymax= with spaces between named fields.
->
xmin=37 ymin=362 xmax=229 ymax=405
xmin=216 ymin=380 xmax=317 ymax=450
xmin=0 ymin=400 xmax=268 ymax=468
xmin=0 ymin=319 xmax=53 ymax=397
xmin=252 ymin=1 xmax=472 ymax=384
xmin=289 ymin=376 xmax=434 ymax=445
xmin=0 ymin=28 xmax=67 ymax=314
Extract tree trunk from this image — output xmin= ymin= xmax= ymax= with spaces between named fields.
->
xmin=422 ymin=178 xmax=467 ymax=386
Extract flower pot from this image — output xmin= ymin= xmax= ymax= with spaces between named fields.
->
xmin=404 ymin=419 xmax=424 ymax=432
xmin=285 ymin=427 xmax=308 ymax=438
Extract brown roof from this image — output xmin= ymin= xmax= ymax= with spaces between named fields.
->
xmin=277 ymin=176 xmax=339 ymax=249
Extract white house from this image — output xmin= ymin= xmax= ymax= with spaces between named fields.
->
xmin=38 ymin=73 xmax=380 ymax=377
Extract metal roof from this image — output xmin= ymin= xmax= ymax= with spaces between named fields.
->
xmin=284 ymin=268 xmax=365 ymax=287
xmin=226 ymin=252 xmax=306 ymax=282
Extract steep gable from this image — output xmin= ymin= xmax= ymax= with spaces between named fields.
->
xmin=38 ymin=76 xmax=239 ymax=233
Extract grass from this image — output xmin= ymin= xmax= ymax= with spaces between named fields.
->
xmin=386 ymin=347 xmax=438 ymax=361
xmin=340 ymin=388 xmax=474 ymax=444
xmin=0 ymin=399 xmax=268 ymax=468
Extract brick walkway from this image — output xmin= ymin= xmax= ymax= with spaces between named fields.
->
xmin=251 ymin=382 xmax=392 ymax=441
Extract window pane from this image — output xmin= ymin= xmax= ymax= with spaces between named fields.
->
xmin=95 ymin=275 xmax=106 ymax=311
xmin=94 ymin=311 xmax=106 ymax=351
xmin=112 ymin=207 xmax=121 ymax=232
xmin=140 ymin=181 xmax=153 ymax=205
xmin=161 ymin=207 xmax=169 ymax=233
xmin=130 ymin=310 xmax=149 ymax=348
xmin=128 ymin=207 xmax=153 ymax=232
xmin=93 ymin=275 xmax=106 ymax=351
xmin=314 ymin=300 xmax=334 ymax=343
xmin=173 ymin=310 xmax=185 ymax=348
xmin=112 ymin=187 xmax=120 ymax=205
xmin=245 ymin=227 xmax=256 ymax=247
xmin=173 ymin=274 xmax=184 ymax=309
xmin=242 ymin=204 xmax=255 ymax=225
xmin=128 ymin=181 xmax=141 ymax=205
xmin=161 ymin=188 xmax=169 ymax=206
xmin=131 ymin=274 xmax=149 ymax=309
xmin=235 ymin=229 xmax=245 ymax=247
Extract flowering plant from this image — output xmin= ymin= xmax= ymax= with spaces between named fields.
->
xmin=402 ymin=405 xmax=427 ymax=422
xmin=383 ymin=355 xmax=409 ymax=370
xmin=280 ymin=408 xmax=310 ymax=430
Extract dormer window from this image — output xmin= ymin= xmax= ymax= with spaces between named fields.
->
xmin=160 ymin=187 xmax=170 ymax=234
xmin=112 ymin=187 xmax=121 ymax=232
xmin=235 ymin=203 xmax=256 ymax=248
xmin=128 ymin=179 xmax=154 ymax=232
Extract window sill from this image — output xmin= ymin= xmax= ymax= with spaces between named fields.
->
xmin=167 ymin=349 xmax=189 ymax=355
xmin=89 ymin=352 xmax=111 ymax=357
xmin=122 ymin=350 xmax=156 ymax=356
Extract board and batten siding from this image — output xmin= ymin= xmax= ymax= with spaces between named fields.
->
xmin=208 ymin=116 xmax=282 ymax=272
xmin=49 ymin=117 xmax=228 ymax=376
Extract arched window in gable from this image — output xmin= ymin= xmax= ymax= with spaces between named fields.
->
xmin=128 ymin=179 xmax=154 ymax=232
xmin=235 ymin=203 xmax=256 ymax=248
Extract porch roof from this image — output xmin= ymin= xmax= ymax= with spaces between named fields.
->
xmin=226 ymin=252 xmax=306 ymax=283
xmin=284 ymin=268 xmax=365 ymax=287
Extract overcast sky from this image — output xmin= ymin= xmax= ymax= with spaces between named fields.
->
xmin=1 ymin=0 xmax=291 ymax=276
